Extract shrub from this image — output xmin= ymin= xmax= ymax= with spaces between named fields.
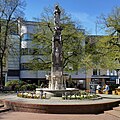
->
xmin=26 ymin=84 xmax=37 ymax=91
xmin=5 ymin=80 xmax=38 ymax=91
xmin=5 ymin=80 xmax=18 ymax=86
xmin=20 ymin=85 xmax=27 ymax=91
xmin=14 ymin=85 xmax=21 ymax=91
xmin=5 ymin=80 xmax=27 ymax=91
xmin=5 ymin=80 xmax=19 ymax=90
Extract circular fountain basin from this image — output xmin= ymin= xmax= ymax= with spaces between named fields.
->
xmin=36 ymin=88 xmax=79 ymax=97
xmin=1 ymin=94 xmax=120 ymax=114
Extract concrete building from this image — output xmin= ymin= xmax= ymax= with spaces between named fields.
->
xmin=3 ymin=20 xmax=119 ymax=90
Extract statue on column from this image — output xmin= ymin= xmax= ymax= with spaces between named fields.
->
xmin=46 ymin=5 xmax=69 ymax=90
xmin=54 ymin=5 xmax=62 ymax=38
xmin=49 ymin=5 xmax=63 ymax=90
xmin=54 ymin=5 xmax=61 ymax=26
xmin=53 ymin=5 xmax=62 ymax=66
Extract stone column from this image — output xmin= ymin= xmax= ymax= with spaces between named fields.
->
xmin=49 ymin=5 xmax=63 ymax=90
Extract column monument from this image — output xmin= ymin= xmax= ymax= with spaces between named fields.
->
xmin=47 ymin=5 xmax=64 ymax=90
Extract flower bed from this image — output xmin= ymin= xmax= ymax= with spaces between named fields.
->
xmin=17 ymin=92 xmax=46 ymax=99
xmin=17 ymin=91 xmax=102 ymax=100
xmin=62 ymin=91 xmax=102 ymax=100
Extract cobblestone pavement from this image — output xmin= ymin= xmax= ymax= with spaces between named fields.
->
xmin=0 ymin=111 xmax=120 ymax=120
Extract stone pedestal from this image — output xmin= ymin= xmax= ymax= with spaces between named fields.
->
xmin=47 ymin=72 xmax=67 ymax=90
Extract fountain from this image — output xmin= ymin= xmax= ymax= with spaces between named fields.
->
xmin=36 ymin=5 xmax=78 ymax=97
xmin=11 ymin=5 xmax=119 ymax=114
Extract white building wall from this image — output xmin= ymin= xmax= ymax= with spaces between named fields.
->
xmin=21 ymin=21 xmax=38 ymax=35
xmin=21 ymin=41 xmax=34 ymax=48
xmin=21 ymin=25 xmax=28 ymax=35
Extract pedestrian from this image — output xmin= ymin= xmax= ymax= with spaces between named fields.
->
xmin=96 ymin=84 xmax=101 ymax=93
xmin=103 ymin=84 xmax=109 ymax=92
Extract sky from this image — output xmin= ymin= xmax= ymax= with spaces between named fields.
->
xmin=24 ymin=0 xmax=120 ymax=35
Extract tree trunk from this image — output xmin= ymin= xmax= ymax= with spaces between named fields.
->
xmin=0 ymin=58 xmax=3 ymax=86
xmin=0 ymin=18 xmax=2 ymax=86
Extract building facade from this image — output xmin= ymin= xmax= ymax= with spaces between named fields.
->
xmin=4 ymin=20 xmax=120 ymax=90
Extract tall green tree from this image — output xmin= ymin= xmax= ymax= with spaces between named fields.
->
xmin=86 ymin=6 xmax=120 ymax=70
xmin=0 ymin=0 xmax=26 ymax=86
xmin=30 ymin=6 xmax=85 ymax=73
xmin=85 ymin=35 xmax=120 ymax=70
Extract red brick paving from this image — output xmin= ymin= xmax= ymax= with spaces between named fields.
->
xmin=0 ymin=111 xmax=120 ymax=120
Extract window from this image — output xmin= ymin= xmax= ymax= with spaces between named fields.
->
xmin=8 ymin=70 xmax=20 ymax=76
xmin=93 ymin=69 xmax=101 ymax=75
xmin=93 ymin=69 xmax=97 ymax=75
xmin=22 ymin=33 xmax=32 ymax=41
xmin=21 ymin=48 xmax=28 ymax=55
xmin=20 ymin=63 xmax=31 ymax=70
xmin=21 ymin=48 xmax=43 ymax=55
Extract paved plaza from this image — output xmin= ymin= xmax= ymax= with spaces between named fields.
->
xmin=0 ymin=93 xmax=120 ymax=120
xmin=0 ymin=93 xmax=120 ymax=105
xmin=0 ymin=111 xmax=120 ymax=120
